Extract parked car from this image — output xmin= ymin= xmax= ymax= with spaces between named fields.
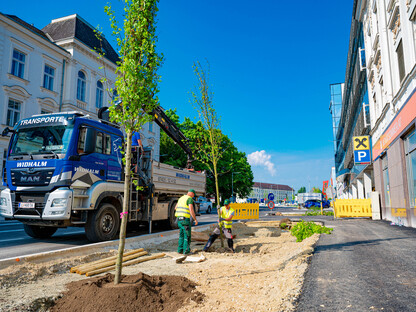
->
xmin=196 ymin=196 xmax=213 ymax=214
xmin=304 ymin=199 xmax=330 ymax=209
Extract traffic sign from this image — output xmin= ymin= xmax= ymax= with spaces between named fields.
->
xmin=354 ymin=150 xmax=371 ymax=164
xmin=268 ymin=193 xmax=274 ymax=201
xmin=353 ymin=136 xmax=370 ymax=150
xmin=353 ymin=135 xmax=372 ymax=165
xmin=268 ymin=200 xmax=275 ymax=210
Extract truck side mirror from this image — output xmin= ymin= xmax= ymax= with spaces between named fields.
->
xmin=84 ymin=128 xmax=96 ymax=154
xmin=1 ymin=127 xmax=14 ymax=137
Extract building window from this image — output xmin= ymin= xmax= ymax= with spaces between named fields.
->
xmin=77 ymin=71 xmax=86 ymax=102
xmin=149 ymin=121 xmax=153 ymax=132
xmin=96 ymin=80 xmax=104 ymax=108
xmin=43 ymin=65 xmax=55 ymax=91
xmin=41 ymin=109 xmax=52 ymax=114
xmin=397 ymin=40 xmax=406 ymax=83
xmin=6 ymin=99 xmax=21 ymax=127
xmin=405 ymin=130 xmax=416 ymax=207
xmin=382 ymin=155 xmax=391 ymax=208
xmin=11 ymin=49 xmax=25 ymax=78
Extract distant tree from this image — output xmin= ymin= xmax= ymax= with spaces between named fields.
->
xmin=159 ymin=109 xmax=253 ymax=201
xmin=312 ymin=187 xmax=322 ymax=193
xmin=297 ymin=186 xmax=306 ymax=194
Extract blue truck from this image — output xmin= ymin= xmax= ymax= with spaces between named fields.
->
xmin=0 ymin=110 xmax=206 ymax=242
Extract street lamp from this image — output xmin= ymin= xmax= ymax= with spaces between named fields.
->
xmin=231 ymin=172 xmax=240 ymax=202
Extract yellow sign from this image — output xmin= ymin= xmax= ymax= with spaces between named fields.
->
xmin=353 ymin=136 xmax=370 ymax=150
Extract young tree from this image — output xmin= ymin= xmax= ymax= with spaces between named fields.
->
xmin=104 ymin=0 xmax=162 ymax=285
xmin=191 ymin=60 xmax=226 ymax=246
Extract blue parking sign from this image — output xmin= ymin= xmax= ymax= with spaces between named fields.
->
xmin=354 ymin=150 xmax=371 ymax=164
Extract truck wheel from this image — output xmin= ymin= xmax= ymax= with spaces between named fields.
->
xmin=85 ymin=203 xmax=120 ymax=242
xmin=169 ymin=201 xmax=178 ymax=229
xmin=23 ymin=224 xmax=57 ymax=239
xmin=207 ymin=206 xmax=212 ymax=214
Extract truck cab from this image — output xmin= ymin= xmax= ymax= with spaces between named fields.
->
xmin=0 ymin=111 xmax=206 ymax=242
xmin=0 ymin=112 xmax=124 ymax=240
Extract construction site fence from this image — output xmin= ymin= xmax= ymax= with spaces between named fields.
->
xmin=333 ymin=199 xmax=372 ymax=218
xmin=230 ymin=203 xmax=259 ymax=220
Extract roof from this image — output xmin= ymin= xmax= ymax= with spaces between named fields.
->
xmin=42 ymin=14 xmax=119 ymax=65
xmin=4 ymin=14 xmax=50 ymax=41
xmin=253 ymin=182 xmax=294 ymax=191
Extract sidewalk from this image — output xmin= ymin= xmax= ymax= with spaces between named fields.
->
xmin=296 ymin=219 xmax=416 ymax=311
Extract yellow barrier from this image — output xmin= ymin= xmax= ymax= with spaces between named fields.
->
xmin=334 ymin=199 xmax=372 ymax=218
xmin=230 ymin=203 xmax=259 ymax=220
xmin=391 ymin=208 xmax=407 ymax=217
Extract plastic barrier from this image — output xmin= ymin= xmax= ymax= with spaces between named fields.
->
xmin=230 ymin=203 xmax=259 ymax=220
xmin=333 ymin=199 xmax=372 ymax=218
xmin=391 ymin=208 xmax=407 ymax=217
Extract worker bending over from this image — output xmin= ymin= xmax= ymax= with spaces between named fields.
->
xmin=175 ymin=189 xmax=198 ymax=255
xmin=203 ymin=199 xmax=235 ymax=253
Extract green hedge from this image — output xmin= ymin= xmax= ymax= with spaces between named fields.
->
xmin=290 ymin=220 xmax=333 ymax=242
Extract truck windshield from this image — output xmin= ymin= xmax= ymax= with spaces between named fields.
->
xmin=9 ymin=125 xmax=73 ymax=156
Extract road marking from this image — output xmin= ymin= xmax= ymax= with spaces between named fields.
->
xmin=0 ymin=229 xmax=24 ymax=234
xmin=0 ymin=222 xmax=21 ymax=227
xmin=0 ymin=230 xmax=85 ymax=243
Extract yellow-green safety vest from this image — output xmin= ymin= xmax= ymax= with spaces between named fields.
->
xmin=175 ymin=195 xmax=191 ymax=218
xmin=220 ymin=206 xmax=234 ymax=229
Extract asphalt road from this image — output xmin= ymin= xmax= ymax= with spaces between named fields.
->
xmin=295 ymin=219 xmax=416 ymax=312
xmin=0 ymin=204 xmax=297 ymax=260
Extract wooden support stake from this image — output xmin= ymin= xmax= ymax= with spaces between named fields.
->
xmin=85 ymin=253 xmax=165 ymax=277
xmin=77 ymin=251 xmax=148 ymax=275
xmin=70 ymin=248 xmax=144 ymax=273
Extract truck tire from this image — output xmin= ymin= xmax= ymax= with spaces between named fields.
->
xmin=23 ymin=224 xmax=57 ymax=239
xmin=169 ymin=201 xmax=178 ymax=229
xmin=85 ymin=203 xmax=120 ymax=242
xmin=207 ymin=206 xmax=212 ymax=214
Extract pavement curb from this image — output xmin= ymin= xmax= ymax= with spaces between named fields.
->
xmin=0 ymin=224 xmax=212 ymax=270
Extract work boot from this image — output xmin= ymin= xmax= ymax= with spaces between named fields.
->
xmin=203 ymin=234 xmax=219 ymax=251
xmin=175 ymin=255 xmax=187 ymax=264
xmin=227 ymin=238 xmax=235 ymax=253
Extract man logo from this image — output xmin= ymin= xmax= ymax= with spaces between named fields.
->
xmin=21 ymin=176 xmax=40 ymax=182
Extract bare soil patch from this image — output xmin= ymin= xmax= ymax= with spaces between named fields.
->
xmin=0 ymin=221 xmax=320 ymax=312
xmin=50 ymin=273 xmax=204 ymax=312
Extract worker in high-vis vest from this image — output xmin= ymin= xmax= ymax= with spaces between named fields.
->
xmin=203 ymin=199 xmax=235 ymax=253
xmin=175 ymin=189 xmax=198 ymax=254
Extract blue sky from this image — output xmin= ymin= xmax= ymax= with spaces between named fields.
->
xmin=0 ymin=0 xmax=352 ymax=192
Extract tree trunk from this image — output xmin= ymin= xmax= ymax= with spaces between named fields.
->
xmin=114 ymin=130 xmax=132 ymax=285
xmin=213 ymin=161 xmax=224 ymax=247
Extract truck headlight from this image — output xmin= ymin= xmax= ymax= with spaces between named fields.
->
xmin=51 ymin=198 xmax=67 ymax=208
xmin=0 ymin=197 xmax=7 ymax=207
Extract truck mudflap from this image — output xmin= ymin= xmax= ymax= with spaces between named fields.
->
xmin=0 ymin=187 xmax=73 ymax=220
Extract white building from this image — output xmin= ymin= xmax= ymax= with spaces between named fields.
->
xmin=0 ymin=13 xmax=160 ymax=178
xmin=360 ymin=0 xmax=416 ymax=227
xmin=248 ymin=182 xmax=294 ymax=202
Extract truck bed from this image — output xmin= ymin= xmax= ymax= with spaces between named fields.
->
xmin=152 ymin=161 xmax=206 ymax=196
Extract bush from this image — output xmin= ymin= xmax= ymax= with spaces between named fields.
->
xmin=290 ymin=220 xmax=333 ymax=242
xmin=303 ymin=207 xmax=334 ymax=216
xmin=279 ymin=222 xmax=287 ymax=229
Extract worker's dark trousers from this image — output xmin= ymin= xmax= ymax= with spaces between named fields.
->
xmin=203 ymin=234 xmax=234 ymax=252
xmin=203 ymin=234 xmax=219 ymax=251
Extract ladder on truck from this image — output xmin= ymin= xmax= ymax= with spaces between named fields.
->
xmin=128 ymin=147 xmax=154 ymax=232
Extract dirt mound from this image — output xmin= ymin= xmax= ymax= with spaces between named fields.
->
xmin=50 ymin=272 xmax=204 ymax=312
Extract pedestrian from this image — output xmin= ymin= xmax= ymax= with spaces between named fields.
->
xmin=175 ymin=189 xmax=198 ymax=255
xmin=131 ymin=131 xmax=144 ymax=172
xmin=203 ymin=199 xmax=235 ymax=253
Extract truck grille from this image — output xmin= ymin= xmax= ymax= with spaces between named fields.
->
xmin=11 ymin=167 xmax=54 ymax=186
xmin=13 ymin=192 xmax=47 ymax=217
